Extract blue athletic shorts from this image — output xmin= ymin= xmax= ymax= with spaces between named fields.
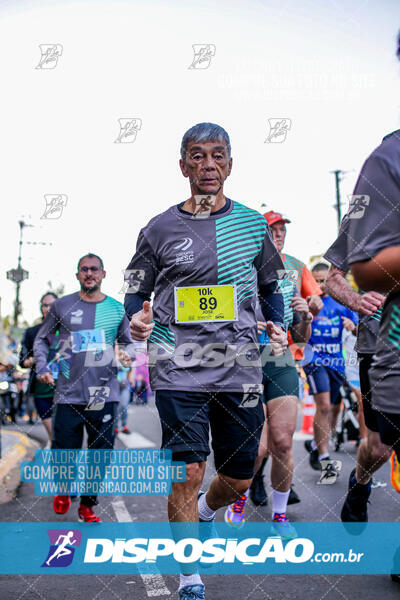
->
xmin=303 ymin=364 xmax=344 ymax=405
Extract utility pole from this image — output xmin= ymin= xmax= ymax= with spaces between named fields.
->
xmin=331 ymin=170 xmax=344 ymax=232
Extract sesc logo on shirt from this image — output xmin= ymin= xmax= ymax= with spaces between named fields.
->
xmin=70 ymin=309 xmax=83 ymax=325
xmin=174 ymin=238 xmax=194 ymax=265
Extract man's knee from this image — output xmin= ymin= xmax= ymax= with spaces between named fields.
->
xmin=183 ymin=461 xmax=205 ymax=488
xmin=315 ymin=398 xmax=330 ymax=416
xmin=269 ymin=432 xmax=292 ymax=458
xmin=220 ymin=476 xmax=252 ymax=498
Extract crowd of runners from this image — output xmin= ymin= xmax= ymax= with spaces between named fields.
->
xmin=4 ymin=114 xmax=400 ymax=599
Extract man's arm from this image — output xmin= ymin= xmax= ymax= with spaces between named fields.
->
xmin=258 ymin=282 xmax=284 ymax=328
xmin=290 ymin=296 xmax=312 ymax=343
xmin=124 ymin=229 xmax=157 ymax=337
xmin=33 ymin=304 xmax=58 ymax=381
xmin=348 ymin=152 xmax=400 ymax=291
xmin=259 ymin=282 xmax=286 ymax=354
xmin=351 ymin=246 xmax=400 ymax=293
xmin=326 ymin=265 xmax=385 ymax=315
xmin=19 ymin=327 xmax=34 ymax=368
xmin=116 ymin=315 xmax=136 ymax=365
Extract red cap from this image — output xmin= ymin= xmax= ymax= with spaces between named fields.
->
xmin=263 ymin=211 xmax=291 ymax=226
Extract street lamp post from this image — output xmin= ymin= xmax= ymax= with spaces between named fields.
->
xmin=6 ymin=221 xmax=29 ymax=327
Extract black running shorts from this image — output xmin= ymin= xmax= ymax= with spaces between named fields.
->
xmin=358 ymin=353 xmax=379 ymax=433
xmin=155 ymin=389 xmax=265 ymax=479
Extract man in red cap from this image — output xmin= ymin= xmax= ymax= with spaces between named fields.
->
xmin=245 ymin=210 xmax=323 ymax=508
xmin=264 ymin=211 xmax=323 ymax=314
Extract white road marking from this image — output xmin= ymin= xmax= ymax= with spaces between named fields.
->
xmin=111 ymin=498 xmax=132 ymax=522
xmin=293 ymin=431 xmax=314 ymax=441
xmin=118 ymin=432 xmax=156 ymax=448
xmin=111 ymin=497 xmax=171 ymax=597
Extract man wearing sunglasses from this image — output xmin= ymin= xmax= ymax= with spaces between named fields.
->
xmin=34 ymin=253 xmax=134 ymax=522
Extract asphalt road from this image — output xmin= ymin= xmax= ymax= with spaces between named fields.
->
xmin=0 ymin=395 xmax=399 ymax=600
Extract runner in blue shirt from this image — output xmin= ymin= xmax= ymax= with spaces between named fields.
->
xmin=303 ymin=263 xmax=358 ymax=472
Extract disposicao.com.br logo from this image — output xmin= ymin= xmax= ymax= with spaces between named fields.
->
xmin=83 ymin=535 xmax=314 ymax=565
xmin=42 ymin=529 xmax=82 ymax=568
xmin=0 ymin=522 xmax=392 ymax=575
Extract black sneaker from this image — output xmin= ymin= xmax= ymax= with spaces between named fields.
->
xmin=341 ymin=468 xmax=371 ymax=522
xmin=304 ymin=441 xmax=321 ymax=471
xmin=288 ymin=484 xmax=301 ymax=505
xmin=250 ymin=471 xmax=268 ymax=506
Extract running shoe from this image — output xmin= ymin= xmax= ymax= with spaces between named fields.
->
xmin=391 ymin=451 xmax=400 ymax=493
xmin=288 ymin=484 xmax=301 ymax=505
xmin=122 ymin=426 xmax=131 ymax=434
xmin=78 ymin=505 xmax=102 ymax=522
xmin=224 ymin=490 xmax=249 ymax=529
xmin=250 ymin=470 xmax=268 ymax=506
xmin=304 ymin=440 xmax=321 ymax=471
xmin=178 ymin=584 xmax=205 ymax=599
xmin=53 ymin=495 xmax=71 ymax=514
xmin=271 ymin=512 xmax=297 ymax=540
xmin=341 ymin=468 xmax=371 ymax=522
xmin=114 ymin=427 xmax=119 ymax=435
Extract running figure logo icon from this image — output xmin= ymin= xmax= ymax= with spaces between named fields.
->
xmin=41 ymin=195 xmax=68 ymax=220
xmin=36 ymin=44 xmax=63 ymax=69
xmin=240 ymin=383 xmax=263 ymax=408
xmin=188 ymin=44 xmax=216 ymax=69
xmin=265 ymin=118 xmax=292 ymax=143
xmin=115 ymin=118 xmax=142 ymax=143
xmin=42 ymin=529 xmax=82 ymax=567
xmin=86 ymin=386 xmax=110 ymax=411
xmin=347 ymin=195 xmax=370 ymax=219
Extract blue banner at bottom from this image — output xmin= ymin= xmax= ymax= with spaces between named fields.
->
xmin=0 ymin=522 xmax=398 ymax=574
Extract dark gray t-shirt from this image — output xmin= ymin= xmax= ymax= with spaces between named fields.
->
xmin=124 ymin=199 xmax=284 ymax=392
xmin=347 ymin=130 xmax=400 ymax=413
xmin=34 ymin=292 xmax=134 ymax=405
xmin=324 ymin=214 xmax=381 ymax=354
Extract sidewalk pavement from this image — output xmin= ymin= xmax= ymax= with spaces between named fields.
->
xmin=0 ymin=429 xmax=39 ymax=504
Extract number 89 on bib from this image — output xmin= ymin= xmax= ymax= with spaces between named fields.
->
xmin=174 ymin=285 xmax=238 ymax=323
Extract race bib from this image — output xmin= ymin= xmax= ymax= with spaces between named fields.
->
xmin=174 ymin=285 xmax=238 ymax=323
xmin=71 ymin=329 xmax=106 ymax=353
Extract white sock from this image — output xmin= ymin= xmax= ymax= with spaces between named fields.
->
xmin=319 ymin=452 xmax=330 ymax=461
xmin=179 ymin=574 xmax=203 ymax=590
xmin=311 ymin=439 xmax=317 ymax=451
xmin=198 ymin=491 xmax=215 ymax=521
xmin=271 ymin=489 xmax=290 ymax=516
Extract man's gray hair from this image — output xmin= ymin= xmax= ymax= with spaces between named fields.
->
xmin=180 ymin=122 xmax=231 ymax=162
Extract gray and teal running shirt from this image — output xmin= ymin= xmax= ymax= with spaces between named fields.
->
xmin=124 ymin=199 xmax=284 ymax=392
xmin=346 ymin=130 xmax=400 ymax=413
xmin=324 ymin=214 xmax=382 ymax=355
xmin=34 ymin=292 xmax=134 ymax=405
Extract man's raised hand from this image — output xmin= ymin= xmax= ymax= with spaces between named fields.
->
xmin=129 ymin=301 xmax=155 ymax=341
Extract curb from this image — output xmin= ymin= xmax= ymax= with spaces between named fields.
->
xmin=0 ymin=430 xmax=39 ymax=504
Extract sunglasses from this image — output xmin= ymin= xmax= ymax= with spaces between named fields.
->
xmin=79 ymin=266 xmax=101 ymax=273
